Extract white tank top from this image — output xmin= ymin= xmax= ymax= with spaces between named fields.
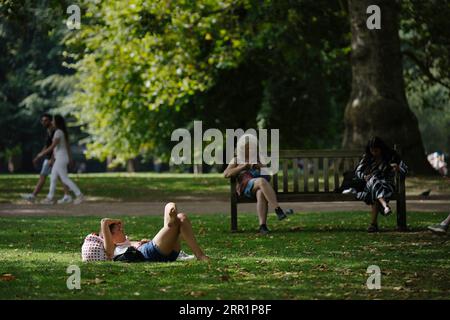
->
xmin=53 ymin=129 xmax=69 ymax=160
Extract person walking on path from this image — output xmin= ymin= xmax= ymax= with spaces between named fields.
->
xmin=37 ymin=115 xmax=83 ymax=205
xmin=21 ymin=113 xmax=71 ymax=204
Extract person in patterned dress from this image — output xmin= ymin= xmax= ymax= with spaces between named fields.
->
xmin=354 ymin=137 xmax=408 ymax=233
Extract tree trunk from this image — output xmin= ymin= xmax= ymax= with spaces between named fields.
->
xmin=193 ymin=164 xmax=203 ymax=174
xmin=127 ymin=159 xmax=136 ymax=173
xmin=343 ymin=0 xmax=433 ymax=174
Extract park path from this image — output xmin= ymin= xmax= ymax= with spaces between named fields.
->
xmin=0 ymin=198 xmax=448 ymax=216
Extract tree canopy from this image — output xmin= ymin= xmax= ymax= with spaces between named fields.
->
xmin=64 ymin=0 xmax=352 ymax=166
xmin=0 ymin=0 xmax=74 ymax=170
xmin=1 ymin=0 xmax=449 ymax=170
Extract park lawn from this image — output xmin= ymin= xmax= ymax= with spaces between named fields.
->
xmin=0 ymin=173 xmax=449 ymax=204
xmin=0 ymin=211 xmax=449 ymax=300
xmin=0 ymin=173 xmax=228 ymax=203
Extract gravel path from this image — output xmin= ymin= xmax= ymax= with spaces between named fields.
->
xmin=0 ymin=198 xmax=448 ymax=217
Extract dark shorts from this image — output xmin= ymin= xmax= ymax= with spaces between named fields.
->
xmin=138 ymin=241 xmax=179 ymax=262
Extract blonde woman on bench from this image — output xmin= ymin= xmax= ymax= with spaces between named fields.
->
xmin=224 ymin=134 xmax=291 ymax=235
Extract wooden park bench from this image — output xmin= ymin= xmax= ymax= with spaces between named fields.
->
xmin=229 ymin=148 xmax=407 ymax=232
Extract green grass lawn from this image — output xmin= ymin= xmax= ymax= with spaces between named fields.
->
xmin=0 ymin=173 xmax=228 ymax=203
xmin=1 ymin=211 xmax=449 ymax=299
xmin=0 ymin=173 xmax=449 ymax=203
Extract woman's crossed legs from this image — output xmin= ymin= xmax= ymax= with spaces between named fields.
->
xmin=251 ymin=178 xmax=288 ymax=233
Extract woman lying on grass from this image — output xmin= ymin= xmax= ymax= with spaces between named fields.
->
xmin=82 ymin=202 xmax=210 ymax=262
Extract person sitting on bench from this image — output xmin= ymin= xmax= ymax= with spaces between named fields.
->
xmin=223 ymin=134 xmax=290 ymax=235
xmin=82 ymin=202 xmax=210 ymax=262
xmin=353 ymin=137 xmax=408 ymax=233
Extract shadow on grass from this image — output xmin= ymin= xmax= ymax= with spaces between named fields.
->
xmin=1 ymin=212 xmax=450 ymax=299
xmin=232 ymin=227 xmax=428 ymax=234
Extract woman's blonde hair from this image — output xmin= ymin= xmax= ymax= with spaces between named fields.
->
xmin=236 ymin=133 xmax=259 ymax=164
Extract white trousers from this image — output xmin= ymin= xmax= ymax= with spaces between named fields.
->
xmin=47 ymin=157 xmax=81 ymax=199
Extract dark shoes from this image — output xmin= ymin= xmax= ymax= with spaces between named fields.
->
xmin=275 ymin=207 xmax=288 ymax=220
xmin=259 ymin=224 xmax=270 ymax=235
xmin=367 ymin=224 xmax=379 ymax=233
xmin=259 ymin=207 xmax=294 ymax=234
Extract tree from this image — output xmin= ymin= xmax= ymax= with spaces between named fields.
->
xmin=401 ymin=0 xmax=450 ymax=92
xmin=343 ymin=0 xmax=433 ymax=174
xmin=0 ymin=0 xmax=74 ymax=171
xmin=65 ymin=0 xmax=247 ymax=166
xmin=65 ymin=0 xmax=351 ymax=166
xmin=400 ymin=0 xmax=450 ymax=156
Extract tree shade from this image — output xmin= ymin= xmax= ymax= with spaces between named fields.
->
xmin=1 ymin=0 xmax=449 ymax=172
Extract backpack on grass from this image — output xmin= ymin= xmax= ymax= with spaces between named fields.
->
xmin=81 ymin=233 xmax=107 ymax=262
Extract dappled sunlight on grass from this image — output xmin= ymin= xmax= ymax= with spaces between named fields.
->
xmin=0 ymin=212 xmax=449 ymax=299
xmin=1 ymin=173 xmax=448 ymax=204
xmin=0 ymin=173 xmax=228 ymax=203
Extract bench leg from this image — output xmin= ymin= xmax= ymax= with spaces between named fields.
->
xmin=231 ymin=200 xmax=238 ymax=232
xmin=396 ymin=199 xmax=407 ymax=231
xmin=396 ymin=178 xmax=407 ymax=231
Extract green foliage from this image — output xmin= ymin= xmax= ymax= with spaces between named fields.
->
xmin=2 ymin=145 xmax=22 ymax=159
xmin=0 ymin=0 xmax=74 ymax=166
xmin=192 ymin=0 xmax=351 ymax=149
xmin=0 ymin=212 xmax=449 ymax=299
xmin=64 ymin=0 xmax=351 ymax=165
xmin=407 ymin=81 xmax=450 ymax=154
xmin=401 ymin=0 xmax=450 ymax=155
xmin=1 ymin=0 xmax=449 ymax=168
xmin=401 ymin=0 xmax=450 ymax=90
xmin=65 ymin=0 xmax=248 ymax=165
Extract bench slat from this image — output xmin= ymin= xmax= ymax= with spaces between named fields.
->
xmin=280 ymin=149 xmax=363 ymax=158
xmin=303 ymin=158 xmax=309 ymax=192
xmin=334 ymin=158 xmax=340 ymax=191
xmin=323 ymin=158 xmax=329 ymax=192
xmin=273 ymin=173 xmax=278 ymax=192
xmin=236 ymin=192 xmax=400 ymax=203
xmin=293 ymin=158 xmax=299 ymax=193
xmin=313 ymin=158 xmax=319 ymax=192
xmin=283 ymin=160 xmax=289 ymax=192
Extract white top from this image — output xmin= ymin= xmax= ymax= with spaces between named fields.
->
xmin=53 ymin=129 xmax=69 ymax=160
xmin=113 ymin=237 xmax=132 ymax=258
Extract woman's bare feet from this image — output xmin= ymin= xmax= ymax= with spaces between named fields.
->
xmin=167 ymin=204 xmax=178 ymax=227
